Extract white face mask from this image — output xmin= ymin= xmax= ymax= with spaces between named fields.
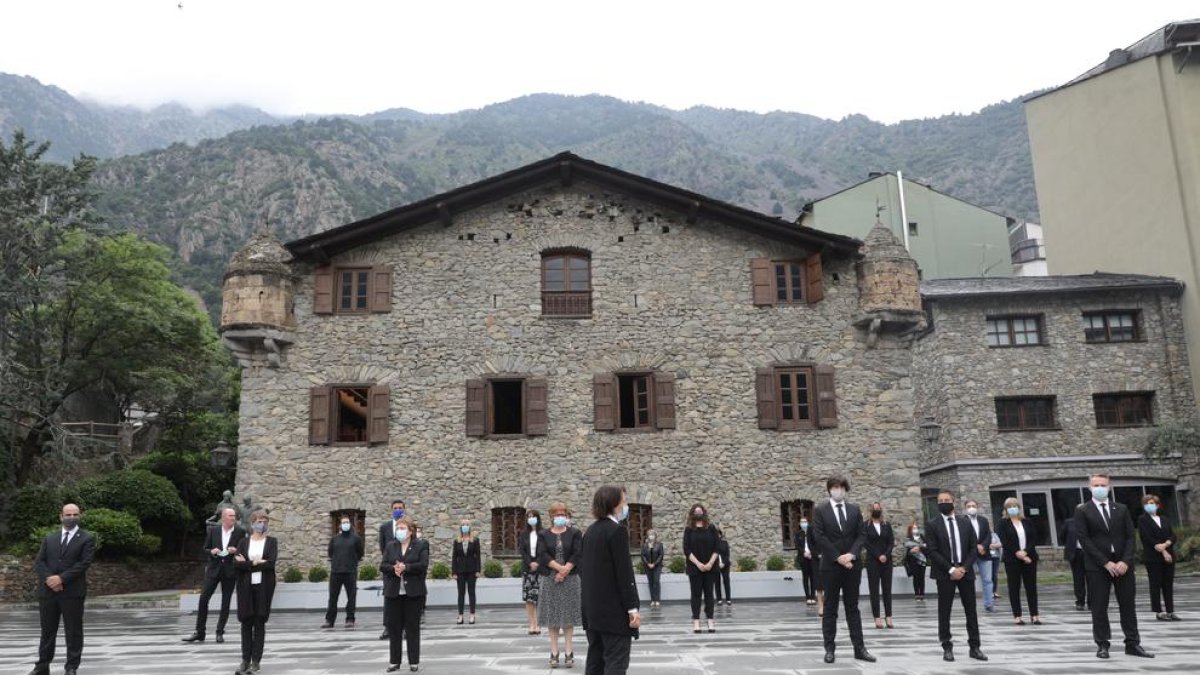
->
xmin=966 ymin=507 xmax=978 ymax=517
xmin=829 ymin=488 xmax=846 ymax=502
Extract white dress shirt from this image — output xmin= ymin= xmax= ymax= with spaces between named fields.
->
xmin=221 ymin=526 xmax=234 ymax=551
xmin=1013 ymin=520 xmax=1027 ymax=551
xmin=968 ymin=514 xmax=980 ymax=538
xmin=248 ymin=537 xmax=266 ymax=585
xmin=61 ymin=525 xmax=79 ymax=546
xmin=529 ymin=531 xmax=539 ymax=561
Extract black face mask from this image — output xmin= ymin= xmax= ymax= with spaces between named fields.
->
xmin=937 ymin=503 xmax=954 ymax=516
xmin=871 ymin=510 xmax=882 ymax=519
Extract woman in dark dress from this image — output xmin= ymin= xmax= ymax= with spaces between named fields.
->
xmin=713 ymin=528 xmax=733 ymax=606
xmin=381 ymin=515 xmax=429 ymax=672
xmin=640 ymin=528 xmax=664 ymax=608
xmin=537 ymin=501 xmax=583 ymax=668
xmin=862 ymin=501 xmax=895 ymax=628
xmin=451 ymin=518 xmax=481 ymax=625
xmin=794 ymin=516 xmax=820 ymax=607
xmin=682 ymin=503 xmax=719 ymax=633
xmin=232 ymin=509 xmax=277 ymax=675
xmin=519 ymin=509 xmax=543 ymax=634
xmin=1138 ymin=493 xmax=1179 ymax=620
xmin=902 ymin=521 xmax=927 ymax=601
xmin=996 ymin=497 xmax=1040 ymax=625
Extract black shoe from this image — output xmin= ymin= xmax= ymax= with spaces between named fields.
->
xmin=26 ymin=668 xmax=50 ymax=675
xmin=387 ymin=666 xmax=402 ymax=673
xmin=64 ymin=670 xmax=77 ymax=675
xmin=249 ymin=663 xmax=261 ymax=674
xmin=1125 ymin=645 xmax=1154 ymax=658
xmin=1169 ymin=613 xmax=1181 ymax=621
xmin=321 ymin=621 xmax=335 ymax=629
xmin=1096 ymin=646 xmax=1109 ymax=659
xmin=182 ymin=632 xmax=205 ymax=642
xmin=823 ymin=650 xmax=835 ymax=664
xmin=854 ymin=648 xmax=876 ymax=663
xmin=969 ymin=648 xmax=988 ymax=661
xmin=942 ymin=647 xmax=954 ymax=662
xmin=380 ymin=630 xmax=389 ymax=640
xmin=410 ymin=666 xmax=419 ymax=673
xmin=235 ymin=663 xmax=249 ymax=675
xmin=1075 ymin=603 xmax=1086 ymax=611
xmin=215 ymin=633 xmax=225 ymax=644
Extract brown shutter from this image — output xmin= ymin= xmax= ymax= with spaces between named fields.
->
xmin=593 ymin=373 xmax=616 ymax=431
xmin=368 ymin=384 xmax=391 ymax=443
xmin=751 ymin=258 xmax=774 ymax=306
xmin=370 ymin=267 xmax=392 ymax=313
xmin=756 ymin=367 xmax=778 ymax=429
xmin=465 ymin=379 xmax=486 ymax=437
xmin=314 ymin=266 xmax=334 ymax=315
xmin=309 ymin=385 xmax=332 ymax=445
xmin=654 ymin=372 xmax=676 ymax=429
xmin=525 ymin=377 xmax=548 ymax=436
xmin=815 ymin=365 xmax=838 ymax=428
xmin=805 ymin=254 xmax=824 ymax=304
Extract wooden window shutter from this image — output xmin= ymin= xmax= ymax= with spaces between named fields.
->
xmin=309 ymin=385 xmax=332 ymax=445
xmin=313 ymin=266 xmax=334 ymax=315
xmin=370 ymin=267 xmax=392 ymax=313
xmin=805 ymin=254 xmax=824 ymax=304
xmin=654 ymin=372 xmax=676 ymax=430
xmin=465 ymin=379 xmax=486 ymax=437
xmin=755 ymin=367 xmax=778 ymax=429
xmin=368 ymin=384 xmax=391 ymax=444
xmin=525 ymin=377 xmax=548 ymax=436
xmin=593 ymin=373 xmax=616 ymax=431
xmin=751 ymin=258 xmax=774 ymax=306
xmin=815 ymin=365 xmax=838 ymax=428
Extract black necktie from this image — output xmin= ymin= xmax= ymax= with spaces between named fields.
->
xmin=1100 ymin=503 xmax=1111 ymax=530
xmin=947 ymin=518 xmax=959 ymax=565
xmin=835 ymin=503 xmax=846 ymax=531
xmin=62 ymin=531 xmax=69 ymax=548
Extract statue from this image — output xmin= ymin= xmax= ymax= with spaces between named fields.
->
xmin=205 ymin=490 xmax=241 ymax=532
xmin=240 ymin=494 xmax=263 ymax=531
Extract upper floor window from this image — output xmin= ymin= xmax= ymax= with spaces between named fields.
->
xmin=1083 ymin=310 xmax=1140 ymax=343
xmin=1093 ymin=392 xmax=1154 ymax=428
xmin=986 ymin=315 xmax=1044 ymax=347
xmin=995 ymin=396 xmax=1057 ymax=431
xmin=756 ymin=364 xmax=837 ymax=430
xmin=751 ymin=255 xmax=824 ymax=306
xmin=491 ymin=506 xmax=525 ymax=555
xmin=309 ymin=384 xmax=391 ymax=445
xmin=465 ymin=376 xmax=548 ymax=438
xmin=541 ymin=250 xmax=592 ymax=317
xmin=313 ymin=265 xmax=392 ymax=315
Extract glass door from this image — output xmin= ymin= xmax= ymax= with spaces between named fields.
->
xmin=1018 ymin=491 xmax=1052 ymax=547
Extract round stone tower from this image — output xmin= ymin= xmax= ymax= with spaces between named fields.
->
xmin=854 ymin=221 xmax=925 ymax=344
xmin=219 ymin=233 xmax=296 ymax=367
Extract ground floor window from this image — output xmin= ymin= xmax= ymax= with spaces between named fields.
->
xmin=779 ymin=499 xmax=814 ymax=548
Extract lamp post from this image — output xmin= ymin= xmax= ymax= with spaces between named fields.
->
xmin=210 ymin=440 xmax=235 ymax=468
xmin=918 ymin=416 xmax=943 ymax=445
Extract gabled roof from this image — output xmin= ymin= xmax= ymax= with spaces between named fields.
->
xmin=921 ymin=273 xmax=1183 ymax=300
xmin=286 ymin=152 xmax=862 ymax=262
xmin=798 ymin=171 xmax=1013 ymax=222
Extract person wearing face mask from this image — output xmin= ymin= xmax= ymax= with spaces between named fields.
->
xmin=682 ymin=503 xmax=719 ymax=634
xmin=382 ymin=516 xmax=428 ymax=672
xmin=184 ymin=506 xmax=246 ymax=644
xmin=232 ymin=510 xmax=278 ymax=675
xmin=451 ymin=518 xmax=481 ymax=625
xmin=961 ymin=499 xmax=995 ymax=613
xmin=322 ymin=515 xmax=364 ymax=629
xmin=902 ymin=521 xmax=927 ymax=601
xmin=996 ymin=498 xmax=1040 ymax=626
xmin=793 ymin=516 xmax=820 ymax=607
xmin=537 ymin=501 xmax=584 ymax=668
xmin=413 ymin=526 xmax=427 ymax=623
xmin=923 ymin=489 xmax=986 ymax=663
xmin=1075 ymin=473 xmax=1152 ymax=659
xmin=1137 ymin=494 xmax=1179 ymax=621
xmin=519 ymin=509 xmax=545 ymax=634
xmin=30 ymin=503 xmax=95 ymax=675
xmin=713 ymin=528 xmax=733 ymax=606
xmin=812 ymin=477 xmax=874 ymax=664
xmin=862 ymin=501 xmax=894 ymax=629
xmin=581 ymin=485 xmax=642 ymax=675
xmin=640 ymin=528 xmax=664 ymax=608
xmin=378 ymin=499 xmax=407 ymax=640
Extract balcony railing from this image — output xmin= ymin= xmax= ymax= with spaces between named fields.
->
xmin=542 ymin=291 xmax=592 ymax=317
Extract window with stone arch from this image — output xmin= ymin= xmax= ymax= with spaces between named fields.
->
xmin=491 ymin=506 xmax=525 ymax=556
xmin=541 ymin=248 xmax=592 ymax=317
xmin=780 ymin=499 xmax=815 ymax=548
xmin=329 ymin=508 xmax=366 ymax=538
xmin=622 ymin=503 xmax=653 ymax=550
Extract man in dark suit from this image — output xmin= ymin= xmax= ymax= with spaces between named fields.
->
xmin=377 ymin=498 xmax=405 ymax=640
xmin=1061 ymin=515 xmax=1089 ymax=610
xmin=811 ymin=476 xmax=874 ymax=664
xmin=183 ymin=506 xmax=246 ymax=643
xmin=962 ymin=498 xmax=995 ymax=612
xmin=581 ymin=485 xmax=641 ymax=675
xmin=1074 ymin=473 xmax=1153 ymax=659
xmin=923 ymin=489 xmax=987 ymax=662
xmin=30 ymin=503 xmax=95 ymax=675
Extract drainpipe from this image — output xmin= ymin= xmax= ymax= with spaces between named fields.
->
xmin=897 ymin=171 xmax=910 ymax=251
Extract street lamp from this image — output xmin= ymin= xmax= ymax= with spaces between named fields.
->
xmin=210 ymin=440 xmax=235 ymax=468
xmin=918 ymin=416 xmax=943 ymax=445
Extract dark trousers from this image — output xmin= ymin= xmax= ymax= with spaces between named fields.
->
xmin=1068 ymin=554 xmax=1089 ymax=606
xmin=935 ymin=576 xmax=980 ymax=649
xmin=687 ymin=570 xmax=716 ymax=619
xmin=325 ymin=572 xmax=357 ymax=623
xmin=239 ymin=618 xmax=266 ymax=664
xmin=910 ymin=568 xmax=926 ymax=596
xmin=1144 ymin=560 xmax=1175 ymax=614
xmin=798 ymin=556 xmax=815 ymax=599
xmin=385 ymin=595 xmax=422 ymax=665
xmin=195 ymin=573 xmax=236 ymax=635
xmin=1004 ymin=560 xmax=1039 ymax=617
xmin=866 ymin=559 xmax=893 ymax=618
xmin=584 ymin=628 xmax=632 ymax=675
xmin=714 ymin=565 xmax=732 ymax=602
xmin=36 ymin=594 xmax=84 ymax=669
xmin=456 ymin=574 xmax=477 ymax=614
xmin=820 ymin=563 xmax=865 ymax=651
xmin=644 ymin=567 xmax=661 ymax=602
xmin=1087 ymin=568 xmax=1140 ymax=647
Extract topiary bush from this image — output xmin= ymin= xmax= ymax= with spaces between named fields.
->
xmin=358 ymin=565 xmax=380 ymax=581
xmin=430 ymin=562 xmax=451 ymax=580
xmin=668 ymin=556 xmax=686 ymax=574
xmin=8 ymin=484 xmax=64 ymax=544
xmin=736 ymin=556 xmax=758 ymax=572
xmin=76 ymin=469 xmax=189 ymax=528
xmin=510 ymin=561 xmax=523 ymax=578
xmin=308 ymin=565 xmax=329 ymax=583
xmin=24 ymin=525 xmax=63 ymax=556
xmin=282 ymin=567 xmax=304 ymax=583
xmin=81 ymin=508 xmax=143 ymax=554
xmin=483 ymin=559 xmax=504 ymax=578
xmin=135 ymin=533 xmax=163 ymax=556
xmin=766 ymin=555 xmax=786 ymax=571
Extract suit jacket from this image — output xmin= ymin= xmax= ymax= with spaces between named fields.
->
xmin=381 ymin=538 xmax=429 ymax=598
xmin=451 ymin=537 xmax=482 ymax=575
xmin=378 ymin=520 xmax=399 ymax=555
xmin=34 ymin=528 xmax=96 ymax=599
xmin=203 ymin=525 xmax=248 ymax=580
xmin=580 ymin=517 xmax=640 ymax=635
xmin=1136 ymin=513 xmax=1176 ymax=564
xmin=996 ymin=518 xmax=1039 ymax=563
xmin=923 ymin=513 xmax=978 ymax=581
xmin=965 ymin=514 xmax=993 ymax=560
xmin=640 ymin=541 xmax=664 ymax=569
xmin=862 ymin=520 xmax=895 ymax=563
xmin=518 ymin=528 xmax=542 ymax=574
xmin=1062 ymin=517 xmax=1082 ymax=561
xmin=538 ymin=527 xmax=584 ymax=576
xmin=715 ymin=539 xmax=731 ymax=568
xmin=811 ymin=500 xmax=865 ymax=571
xmin=233 ymin=535 xmax=277 ymax=621
xmin=1074 ymin=500 xmax=1136 ymax=572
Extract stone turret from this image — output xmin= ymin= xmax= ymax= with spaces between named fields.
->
xmin=219 ymin=233 xmax=296 ymax=368
xmin=854 ymin=221 xmax=925 ymax=345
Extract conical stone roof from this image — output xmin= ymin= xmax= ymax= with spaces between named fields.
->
xmin=860 ymin=221 xmax=913 ymax=261
xmin=225 ymin=233 xmax=294 ymax=279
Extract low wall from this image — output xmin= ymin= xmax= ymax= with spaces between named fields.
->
xmin=0 ymin=554 xmax=204 ymax=604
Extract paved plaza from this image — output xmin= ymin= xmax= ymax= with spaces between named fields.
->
xmin=0 ymin=580 xmax=1196 ymax=674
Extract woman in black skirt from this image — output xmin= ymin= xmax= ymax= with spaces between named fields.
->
xmin=519 ymin=509 xmax=544 ymax=634
xmin=232 ymin=510 xmax=277 ymax=675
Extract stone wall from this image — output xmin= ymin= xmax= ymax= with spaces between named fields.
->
xmin=233 ymin=181 xmax=923 ymax=569
xmin=0 ymin=555 xmax=204 ymax=604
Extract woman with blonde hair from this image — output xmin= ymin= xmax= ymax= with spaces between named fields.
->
xmin=451 ymin=517 xmax=481 ymax=625
xmin=996 ymin=497 xmax=1040 ymax=625
xmin=537 ymin=501 xmax=583 ymax=668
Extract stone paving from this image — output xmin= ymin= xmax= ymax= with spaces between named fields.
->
xmin=0 ymin=580 xmax=1196 ymax=674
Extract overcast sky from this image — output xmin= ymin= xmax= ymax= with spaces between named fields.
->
xmin=2 ymin=1 xmax=1195 ymax=123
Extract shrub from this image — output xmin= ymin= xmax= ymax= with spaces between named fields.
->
xmin=1175 ymin=526 xmax=1200 ymax=562
xmin=84 ymin=508 xmax=145 ymax=554
xmin=430 ymin=562 xmax=451 ymax=580
xmin=636 ymin=560 xmax=646 ymax=574
xmin=282 ymin=567 xmax=304 ymax=583
xmin=766 ymin=555 xmax=786 ymax=571
xmin=737 ymin=556 xmax=758 ymax=572
xmin=668 ymin=556 xmax=686 ymax=574
xmin=23 ymin=525 xmax=63 ymax=556
xmin=483 ymin=560 xmax=504 ymax=578
xmin=135 ymin=533 xmax=163 ymax=556
xmin=358 ymin=565 xmax=380 ymax=581
xmin=510 ymin=561 xmax=523 ymax=578
xmin=308 ymin=565 xmax=329 ymax=583
xmin=8 ymin=484 xmax=64 ymax=544
xmin=76 ymin=469 xmax=189 ymax=527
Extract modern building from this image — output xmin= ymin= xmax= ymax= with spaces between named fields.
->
xmin=798 ymin=172 xmax=1015 ymax=279
xmin=1008 ymin=220 xmax=1046 ymax=276
xmin=1025 ymin=19 xmax=1200 ymax=402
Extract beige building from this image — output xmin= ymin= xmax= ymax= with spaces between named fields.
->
xmin=1025 ymin=19 xmax=1200 ymax=402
